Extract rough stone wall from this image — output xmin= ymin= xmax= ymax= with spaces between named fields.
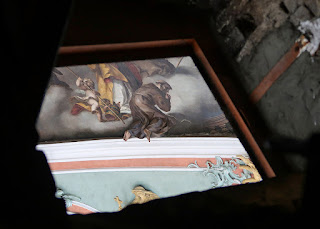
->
xmin=211 ymin=0 xmax=320 ymax=142
xmin=240 ymin=23 xmax=320 ymax=141
xmin=209 ymin=0 xmax=320 ymax=171
xmin=214 ymin=0 xmax=320 ymax=61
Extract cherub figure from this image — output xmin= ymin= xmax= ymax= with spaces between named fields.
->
xmin=71 ymin=77 xmax=110 ymax=122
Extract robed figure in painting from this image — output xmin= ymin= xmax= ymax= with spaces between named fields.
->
xmin=123 ymin=80 xmax=176 ymax=141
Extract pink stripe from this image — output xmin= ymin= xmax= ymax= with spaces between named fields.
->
xmin=49 ymin=158 xmax=244 ymax=176
xmin=67 ymin=204 xmax=94 ymax=214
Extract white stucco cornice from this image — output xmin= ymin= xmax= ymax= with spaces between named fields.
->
xmin=36 ymin=137 xmax=248 ymax=163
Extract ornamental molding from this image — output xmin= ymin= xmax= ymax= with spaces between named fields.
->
xmin=114 ymin=186 xmax=159 ymax=211
xmin=188 ymin=156 xmax=262 ymax=188
xmin=237 ymin=155 xmax=262 ymax=184
xmin=131 ymin=186 xmax=159 ymax=205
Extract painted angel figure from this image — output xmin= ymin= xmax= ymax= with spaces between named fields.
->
xmin=71 ymin=77 xmax=111 ymax=122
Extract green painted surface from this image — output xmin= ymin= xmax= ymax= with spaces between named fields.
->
xmin=53 ymin=171 xmax=215 ymax=212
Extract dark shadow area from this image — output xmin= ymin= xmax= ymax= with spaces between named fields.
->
xmin=236 ymin=14 xmax=257 ymax=39
xmin=1 ymin=0 xmax=316 ymax=228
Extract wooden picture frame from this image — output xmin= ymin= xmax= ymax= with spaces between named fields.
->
xmin=50 ymin=39 xmax=275 ymax=179
xmin=34 ymin=39 xmax=279 ymax=214
xmin=37 ymin=39 xmax=275 ymax=182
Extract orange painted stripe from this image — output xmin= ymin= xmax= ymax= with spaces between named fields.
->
xmin=49 ymin=158 xmax=217 ymax=171
xmin=67 ymin=204 xmax=94 ymax=215
xmin=48 ymin=157 xmax=244 ymax=172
